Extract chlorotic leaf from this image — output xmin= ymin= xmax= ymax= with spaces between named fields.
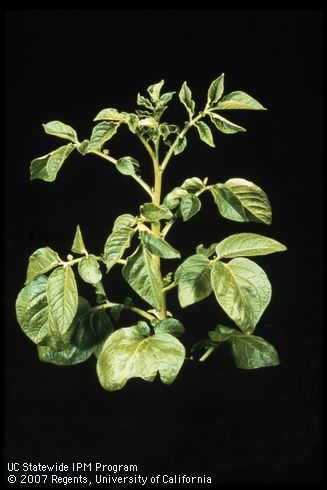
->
xmin=96 ymin=325 xmax=185 ymax=391
xmin=196 ymin=243 xmax=217 ymax=258
xmin=26 ymin=247 xmax=61 ymax=284
xmin=87 ymin=122 xmax=119 ymax=151
xmin=47 ymin=266 xmax=78 ymax=336
xmin=196 ymin=121 xmax=215 ymax=147
xmin=179 ymin=81 xmax=195 ymax=117
xmin=147 ymin=80 xmax=165 ymax=102
xmin=140 ymin=203 xmax=173 ymax=221
xmin=210 ymin=178 xmax=272 ymax=224
xmin=211 ymin=258 xmax=271 ymax=334
xmin=112 ymin=214 xmax=136 ymax=232
xmin=77 ymin=140 xmax=89 ymax=155
xmin=216 ymin=233 xmax=287 ymax=259
xmin=78 ymin=255 xmax=102 ymax=284
xmin=181 ymin=177 xmax=204 ymax=193
xmin=210 ymin=113 xmax=246 ymax=134
xmin=43 ymin=121 xmax=78 ymax=142
xmin=155 ymin=318 xmax=185 ymax=337
xmin=94 ymin=108 xmax=128 ymax=122
xmin=217 ymin=91 xmax=266 ymax=110
xmin=123 ymin=245 xmax=162 ymax=310
xmin=16 ymin=275 xmax=50 ymax=345
xmin=71 ymin=225 xmax=87 ymax=254
xmin=231 ymin=335 xmax=279 ymax=369
xmin=141 ymin=231 xmax=180 ymax=259
xmin=103 ymin=226 xmax=135 ymax=272
xmin=173 ymin=135 xmax=187 ymax=155
xmin=178 ymin=254 xmax=213 ymax=308
xmin=30 ymin=144 xmax=74 ymax=182
xmin=116 ymin=156 xmax=139 ymax=176
xmin=180 ymin=194 xmax=201 ymax=221
xmin=207 ymin=74 xmax=224 ymax=105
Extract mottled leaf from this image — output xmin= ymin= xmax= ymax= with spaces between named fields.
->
xmin=196 ymin=121 xmax=215 ymax=147
xmin=180 ymin=194 xmax=201 ymax=221
xmin=43 ymin=120 xmax=78 ymax=142
xmin=78 ymin=255 xmax=102 ymax=284
xmin=71 ymin=225 xmax=87 ymax=254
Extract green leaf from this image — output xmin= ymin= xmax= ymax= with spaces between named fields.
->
xmin=155 ymin=318 xmax=185 ymax=337
xmin=78 ymin=255 xmax=102 ymax=284
xmin=231 ymin=335 xmax=279 ymax=369
xmin=25 ymin=247 xmax=61 ymax=284
xmin=179 ymin=81 xmax=195 ymax=117
xmin=30 ymin=144 xmax=74 ymax=182
xmin=211 ymin=258 xmax=271 ymax=334
xmin=37 ymin=296 xmax=95 ymax=365
xmin=71 ymin=225 xmax=87 ymax=254
xmin=178 ymin=254 xmax=213 ymax=308
xmin=123 ymin=245 xmax=162 ymax=310
xmin=47 ymin=266 xmax=78 ymax=336
xmin=116 ymin=156 xmax=139 ymax=175
xmin=210 ymin=179 xmax=272 ymax=224
xmin=72 ymin=306 xmax=113 ymax=351
xmin=216 ymin=233 xmax=287 ymax=260
xmin=181 ymin=177 xmax=204 ymax=193
xmin=86 ymin=122 xmax=119 ymax=151
xmin=140 ymin=203 xmax=173 ymax=221
xmin=208 ymin=324 xmax=279 ymax=369
xmin=208 ymin=324 xmax=235 ymax=343
xmin=217 ymin=91 xmax=266 ymax=110
xmin=209 ymin=113 xmax=246 ymax=134
xmin=16 ymin=275 xmax=50 ymax=345
xmin=94 ymin=108 xmax=128 ymax=122
xmin=164 ymin=187 xmax=188 ymax=202
xmin=196 ymin=243 xmax=217 ymax=258
xmin=137 ymin=94 xmax=154 ymax=109
xmin=77 ymin=139 xmax=89 ymax=155
xmin=147 ymin=80 xmax=165 ymax=102
xmin=38 ymin=342 xmax=93 ymax=365
xmin=180 ymin=194 xmax=201 ymax=221
xmin=140 ymin=231 xmax=180 ymax=259
xmin=173 ymin=135 xmax=187 ymax=155
xmin=112 ymin=214 xmax=136 ymax=232
xmin=196 ymin=121 xmax=215 ymax=147
xmin=96 ymin=325 xmax=185 ymax=391
xmin=207 ymin=73 xmax=224 ymax=105
xmin=43 ymin=120 xmax=78 ymax=142
xmin=103 ymin=226 xmax=135 ymax=272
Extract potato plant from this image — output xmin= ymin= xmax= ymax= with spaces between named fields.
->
xmin=16 ymin=75 xmax=286 ymax=391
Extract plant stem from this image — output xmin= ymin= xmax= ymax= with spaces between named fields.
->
xmin=93 ymin=302 xmax=156 ymax=322
xmin=199 ymin=346 xmax=216 ymax=362
xmin=91 ymin=149 xmax=153 ymax=198
xmin=144 ymin=133 xmax=167 ymax=320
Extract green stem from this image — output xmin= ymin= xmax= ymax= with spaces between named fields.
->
xmin=93 ymin=302 xmax=156 ymax=322
xmin=199 ymin=346 xmax=216 ymax=362
xmin=91 ymin=149 xmax=153 ymax=198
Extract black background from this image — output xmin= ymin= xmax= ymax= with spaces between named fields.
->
xmin=5 ymin=10 xmax=322 ymax=484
